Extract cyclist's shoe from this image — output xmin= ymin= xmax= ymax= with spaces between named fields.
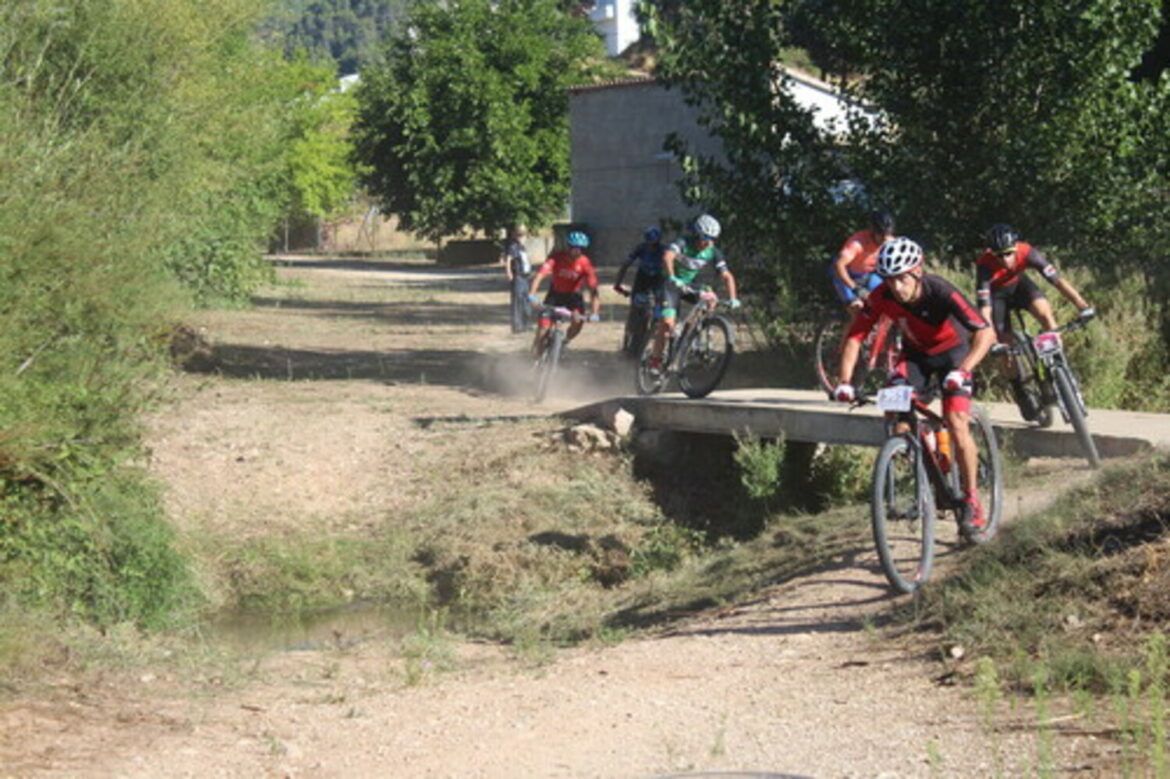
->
xmin=958 ymin=494 xmax=991 ymax=544
xmin=647 ymin=355 xmax=663 ymax=376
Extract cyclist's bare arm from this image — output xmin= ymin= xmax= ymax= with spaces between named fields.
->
xmin=721 ymin=268 xmax=738 ymax=301
xmin=588 ymin=286 xmax=601 ymax=317
xmin=662 ymin=248 xmax=678 ymax=278
xmin=528 ymin=269 xmax=549 ymax=298
xmin=1052 ymin=277 xmax=1090 ymax=311
xmin=837 ymin=336 xmax=863 ymax=386
xmin=960 ymin=326 xmax=996 ymax=375
xmin=833 ymin=245 xmax=860 ymax=288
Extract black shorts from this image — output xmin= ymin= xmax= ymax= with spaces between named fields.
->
xmin=631 ymin=270 xmax=667 ymax=314
xmin=891 ymin=343 xmax=973 ymax=413
xmin=990 ymin=276 xmax=1044 ymax=334
xmin=543 ymin=290 xmax=586 ymax=313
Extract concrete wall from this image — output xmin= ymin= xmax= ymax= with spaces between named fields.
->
xmin=568 ymin=78 xmax=725 ymax=266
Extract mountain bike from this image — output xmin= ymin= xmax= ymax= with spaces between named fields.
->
xmin=867 ymin=385 xmax=1004 ymax=594
xmin=532 ymin=306 xmax=581 ymax=403
xmin=614 ymin=286 xmax=654 ymax=359
xmin=815 ymin=307 xmax=899 ymax=396
xmin=635 ymin=287 xmax=735 ymax=398
xmin=993 ymin=310 xmax=1099 ymax=468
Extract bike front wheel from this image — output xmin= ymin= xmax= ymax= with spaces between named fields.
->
xmin=871 ymin=435 xmax=936 ymax=594
xmin=964 ymin=404 xmax=1005 ymax=542
xmin=678 ymin=316 xmax=733 ymax=398
xmin=533 ymin=330 xmax=564 ymax=403
xmin=635 ymin=336 xmax=668 ymax=396
xmin=1053 ymin=365 xmax=1101 ymax=468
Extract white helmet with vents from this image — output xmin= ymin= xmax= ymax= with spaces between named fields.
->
xmin=693 ymin=213 xmax=721 ymax=239
xmin=877 ymin=237 xmax=923 ymax=277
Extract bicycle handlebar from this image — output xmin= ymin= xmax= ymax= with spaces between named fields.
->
xmin=992 ymin=314 xmax=1093 ymax=357
xmin=540 ymin=305 xmax=584 ymax=323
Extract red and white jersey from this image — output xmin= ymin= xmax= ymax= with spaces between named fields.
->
xmin=537 ymin=250 xmax=599 ymax=294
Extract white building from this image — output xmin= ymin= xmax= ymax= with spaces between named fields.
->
xmin=588 ymin=0 xmax=640 ymax=58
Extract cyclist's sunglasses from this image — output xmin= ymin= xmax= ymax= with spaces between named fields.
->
xmin=995 ymin=248 xmax=1015 ymax=257
xmin=697 ymin=234 xmax=716 ymax=243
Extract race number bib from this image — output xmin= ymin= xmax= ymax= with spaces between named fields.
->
xmin=1033 ymin=331 xmax=1061 ymax=355
xmin=876 ymin=385 xmax=914 ymax=412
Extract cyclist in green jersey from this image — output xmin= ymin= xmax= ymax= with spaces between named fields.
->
xmin=647 ymin=214 xmax=741 ymax=374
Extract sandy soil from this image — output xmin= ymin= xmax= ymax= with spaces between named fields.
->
xmin=0 ymin=256 xmax=1119 ymax=778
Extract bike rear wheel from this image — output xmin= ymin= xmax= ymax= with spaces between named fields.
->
xmin=1053 ymin=365 xmax=1101 ymax=468
xmin=533 ymin=330 xmax=564 ymax=403
xmin=871 ymin=435 xmax=936 ymax=593
xmin=678 ymin=316 xmax=733 ymax=398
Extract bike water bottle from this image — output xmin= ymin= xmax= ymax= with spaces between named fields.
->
xmin=936 ymin=426 xmax=953 ymax=472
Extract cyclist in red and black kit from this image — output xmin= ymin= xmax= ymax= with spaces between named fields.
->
xmin=976 ymin=223 xmax=1095 ymax=419
xmin=833 ymin=237 xmax=996 ymax=536
xmin=976 ymin=223 xmax=1094 ymax=336
xmin=527 ymin=230 xmax=601 ymax=357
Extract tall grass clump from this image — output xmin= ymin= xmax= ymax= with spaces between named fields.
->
xmin=911 ymin=456 xmax=1170 ymax=693
xmin=0 ymin=0 xmax=316 ymax=646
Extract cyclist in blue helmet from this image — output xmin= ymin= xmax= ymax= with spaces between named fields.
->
xmin=527 ymin=229 xmax=601 ymax=356
xmin=614 ymin=226 xmax=668 ymax=355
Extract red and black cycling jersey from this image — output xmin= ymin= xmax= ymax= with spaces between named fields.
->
xmin=536 ymin=250 xmax=599 ymax=294
xmin=848 ymin=274 xmax=989 ymax=355
xmin=975 ymin=241 xmax=1060 ymax=304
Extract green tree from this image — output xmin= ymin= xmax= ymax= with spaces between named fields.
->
xmin=637 ymin=0 xmax=862 ymax=326
xmin=639 ymin=0 xmax=1170 ymax=319
xmin=352 ymin=0 xmax=617 ymax=241
xmin=790 ymin=0 xmax=1170 ymax=261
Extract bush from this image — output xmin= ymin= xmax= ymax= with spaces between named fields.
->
xmin=0 ymin=0 xmax=309 ymax=634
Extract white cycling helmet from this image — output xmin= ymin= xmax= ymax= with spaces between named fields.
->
xmin=693 ymin=213 xmax=721 ymax=239
xmin=877 ymin=237 xmax=924 ymax=277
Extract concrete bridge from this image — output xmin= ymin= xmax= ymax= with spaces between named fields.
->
xmin=562 ymin=388 xmax=1170 ymax=461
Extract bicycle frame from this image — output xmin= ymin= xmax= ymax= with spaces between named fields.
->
xmin=999 ymin=311 xmax=1090 ymax=421
xmin=881 ymin=394 xmax=964 ymax=510
xmin=537 ymin=306 xmax=580 ymax=345
xmin=660 ymin=289 xmax=720 ymax=374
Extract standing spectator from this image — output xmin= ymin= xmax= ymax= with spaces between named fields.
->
xmin=502 ymin=225 xmax=532 ymax=333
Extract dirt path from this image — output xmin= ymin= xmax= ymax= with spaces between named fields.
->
xmin=1 ymin=256 xmax=1115 ymax=777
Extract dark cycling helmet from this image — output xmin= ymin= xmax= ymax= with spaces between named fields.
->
xmin=566 ymin=230 xmax=590 ymax=248
xmin=987 ymin=223 xmax=1019 ymax=253
xmin=876 ymin=237 xmax=923 ymax=277
xmin=869 ymin=209 xmax=895 ymax=234
xmin=693 ymin=213 xmax=721 ymax=239
xmin=644 ymin=226 xmax=662 ymax=242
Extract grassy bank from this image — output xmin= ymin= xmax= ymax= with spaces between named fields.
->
xmin=907 ymin=455 xmax=1170 ymax=693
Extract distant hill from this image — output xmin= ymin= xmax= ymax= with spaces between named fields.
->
xmin=271 ymin=0 xmax=409 ymax=76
